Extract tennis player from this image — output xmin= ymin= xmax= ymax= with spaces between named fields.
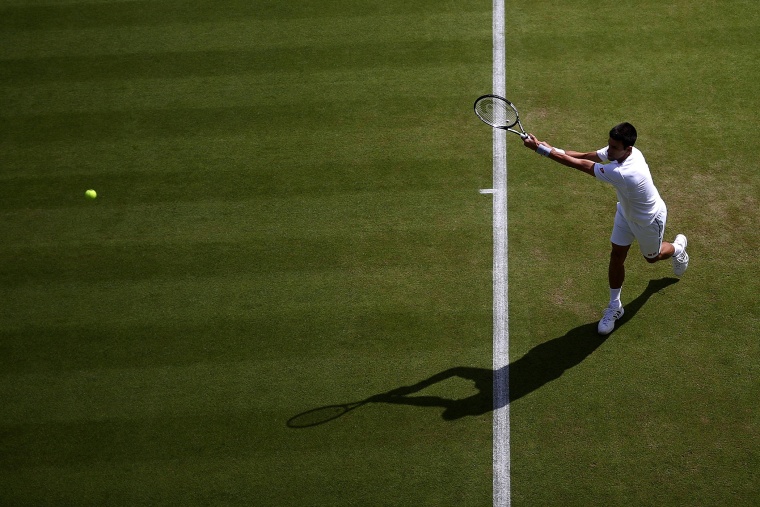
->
xmin=523 ymin=123 xmax=689 ymax=335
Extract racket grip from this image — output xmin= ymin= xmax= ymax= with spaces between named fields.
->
xmin=520 ymin=133 xmax=528 ymax=139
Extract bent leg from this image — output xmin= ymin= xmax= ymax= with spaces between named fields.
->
xmin=637 ymin=208 xmax=669 ymax=263
xmin=645 ymin=241 xmax=675 ymax=264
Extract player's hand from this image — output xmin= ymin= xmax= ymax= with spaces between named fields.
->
xmin=523 ymin=133 xmax=539 ymax=150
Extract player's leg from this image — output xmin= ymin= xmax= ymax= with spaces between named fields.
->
xmin=638 ymin=208 xmax=670 ymax=262
xmin=648 ymin=241 xmax=675 ymax=261
xmin=636 ymin=208 xmax=689 ymax=275
xmin=599 ymin=205 xmax=633 ymax=335
xmin=607 ymin=204 xmax=634 ymax=302
xmin=609 ymin=242 xmax=630 ymax=291
xmin=649 ymin=238 xmax=688 ymax=272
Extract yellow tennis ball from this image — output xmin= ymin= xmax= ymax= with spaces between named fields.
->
xmin=85 ymin=189 xmax=97 ymax=199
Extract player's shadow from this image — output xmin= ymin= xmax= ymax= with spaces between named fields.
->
xmin=288 ymin=277 xmax=678 ymax=427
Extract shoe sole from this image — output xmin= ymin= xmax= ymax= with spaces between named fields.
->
xmin=672 ymin=234 xmax=689 ymax=276
xmin=673 ymin=252 xmax=689 ymax=276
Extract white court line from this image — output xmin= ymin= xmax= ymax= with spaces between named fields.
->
xmin=491 ymin=0 xmax=510 ymax=507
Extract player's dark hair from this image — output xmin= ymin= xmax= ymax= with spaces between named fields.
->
xmin=609 ymin=122 xmax=637 ymax=148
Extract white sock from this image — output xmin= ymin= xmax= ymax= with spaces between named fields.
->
xmin=610 ymin=288 xmax=622 ymax=308
xmin=672 ymin=241 xmax=684 ymax=257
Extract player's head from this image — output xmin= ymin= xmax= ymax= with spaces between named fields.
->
xmin=609 ymin=122 xmax=637 ymax=148
xmin=607 ymin=122 xmax=636 ymax=162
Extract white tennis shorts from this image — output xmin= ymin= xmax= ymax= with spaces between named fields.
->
xmin=610 ymin=202 xmax=667 ymax=259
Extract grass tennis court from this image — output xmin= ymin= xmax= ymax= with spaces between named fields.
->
xmin=1 ymin=0 xmax=757 ymax=505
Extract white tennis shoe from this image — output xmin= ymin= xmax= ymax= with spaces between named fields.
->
xmin=598 ymin=305 xmax=624 ymax=335
xmin=672 ymin=234 xmax=689 ymax=276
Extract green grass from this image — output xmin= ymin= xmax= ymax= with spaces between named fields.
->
xmin=1 ymin=0 xmax=758 ymax=505
xmin=506 ymin=1 xmax=760 ymax=504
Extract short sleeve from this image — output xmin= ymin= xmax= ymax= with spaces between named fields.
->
xmin=594 ymin=161 xmax=621 ymax=184
xmin=594 ymin=163 xmax=610 ymax=181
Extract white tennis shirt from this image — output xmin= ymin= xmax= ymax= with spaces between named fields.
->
xmin=593 ymin=146 xmax=666 ymax=225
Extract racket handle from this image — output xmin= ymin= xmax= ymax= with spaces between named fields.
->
xmin=520 ymin=133 xmax=528 ymax=139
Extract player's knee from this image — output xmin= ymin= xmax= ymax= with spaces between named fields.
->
xmin=610 ymin=248 xmax=628 ymax=264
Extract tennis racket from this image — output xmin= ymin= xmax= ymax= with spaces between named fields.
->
xmin=473 ymin=94 xmax=528 ymax=139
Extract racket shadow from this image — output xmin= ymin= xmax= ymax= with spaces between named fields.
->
xmin=287 ymin=277 xmax=678 ymax=428
xmin=287 ymin=400 xmax=372 ymax=428
xmin=286 ymin=368 xmax=494 ymax=429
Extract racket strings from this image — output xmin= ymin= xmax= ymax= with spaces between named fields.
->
xmin=476 ymin=98 xmax=518 ymax=128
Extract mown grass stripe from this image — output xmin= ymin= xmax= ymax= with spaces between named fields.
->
xmin=0 ymin=39 xmax=489 ymax=84
xmin=0 ymin=0 xmax=489 ymax=31
xmin=0 ymin=11 xmax=489 ymax=60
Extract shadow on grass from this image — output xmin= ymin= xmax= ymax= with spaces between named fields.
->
xmin=287 ymin=277 xmax=678 ymax=428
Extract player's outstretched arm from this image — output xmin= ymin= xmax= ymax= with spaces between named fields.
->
xmin=547 ymin=148 xmax=596 ymax=176
xmin=523 ymin=134 xmax=596 ymax=177
xmin=563 ymin=149 xmax=602 ymax=162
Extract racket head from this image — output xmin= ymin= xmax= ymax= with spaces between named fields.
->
xmin=473 ymin=94 xmax=520 ymax=129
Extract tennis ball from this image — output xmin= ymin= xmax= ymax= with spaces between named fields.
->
xmin=85 ymin=189 xmax=97 ymax=199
